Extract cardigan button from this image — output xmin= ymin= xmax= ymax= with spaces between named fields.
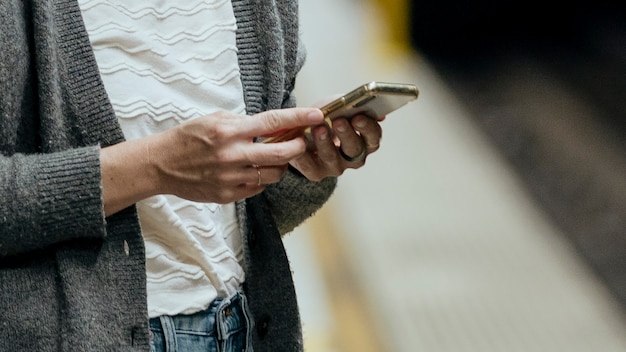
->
xmin=256 ymin=314 xmax=271 ymax=339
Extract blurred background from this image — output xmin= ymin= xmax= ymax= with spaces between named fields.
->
xmin=283 ymin=0 xmax=626 ymax=351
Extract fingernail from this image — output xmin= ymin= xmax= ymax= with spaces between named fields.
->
xmin=335 ymin=123 xmax=347 ymax=133
xmin=318 ymin=129 xmax=328 ymax=141
xmin=355 ymin=119 xmax=366 ymax=128
xmin=308 ymin=109 xmax=323 ymax=122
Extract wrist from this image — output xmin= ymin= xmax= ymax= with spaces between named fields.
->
xmin=100 ymin=136 xmax=161 ymax=216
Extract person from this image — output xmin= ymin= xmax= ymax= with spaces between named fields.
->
xmin=0 ymin=0 xmax=382 ymax=351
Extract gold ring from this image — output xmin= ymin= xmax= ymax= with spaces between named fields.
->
xmin=254 ymin=164 xmax=262 ymax=186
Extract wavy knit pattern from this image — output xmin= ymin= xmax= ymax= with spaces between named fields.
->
xmin=78 ymin=0 xmax=247 ymax=317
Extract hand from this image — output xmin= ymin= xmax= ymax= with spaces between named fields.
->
xmin=289 ymin=114 xmax=382 ymax=181
xmin=101 ymin=108 xmax=324 ymax=216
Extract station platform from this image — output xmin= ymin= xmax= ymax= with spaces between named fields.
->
xmin=283 ymin=0 xmax=626 ymax=351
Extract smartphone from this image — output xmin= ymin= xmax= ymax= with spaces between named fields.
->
xmin=262 ymin=81 xmax=419 ymax=143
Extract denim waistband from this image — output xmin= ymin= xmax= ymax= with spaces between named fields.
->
xmin=149 ymin=291 xmax=253 ymax=352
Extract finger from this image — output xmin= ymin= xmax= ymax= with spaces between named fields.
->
xmin=289 ymin=150 xmax=319 ymax=179
xmin=242 ymin=108 xmax=324 ymax=138
xmin=351 ymin=115 xmax=382 ymax=153
xmin=310 ymin=124 xmax=347 ymax=176
xmin=232 ymin=165 xmax=289 ymax=188
xmin=246 ymin=137 xmax=308 ymax=166
xmin=218 ymin=164 xmax=287 ymax=195
xmin=202 ymin=162 xmax=286 ymax=187
xmin=252 ymin=164 xmax=289 ymax=185
xmin=332 ymin=117 xmax=366 ymax=160
xmin=311 ymin=124 xmax=340 ymax=165
xmin=232 ymin=183 xmax=265 ymax=201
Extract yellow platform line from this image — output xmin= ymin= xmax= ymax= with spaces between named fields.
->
xmin=306 ymin=203 xmax=387 ymax=352
xmin=369 ymin=0 xmax=412 ymax=52
xmin=302 ymin=2 xmax=411 ymax=350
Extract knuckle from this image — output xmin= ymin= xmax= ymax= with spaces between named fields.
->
xmin=262 ymin=110 xmax=284 ymax=132
xmin=263 ymin=146 xmax=292 ymax=163
xmin=212 ymin=123 xmax=236 ymax=140
xmin=271 ymin=148 xmax=290 ymax=161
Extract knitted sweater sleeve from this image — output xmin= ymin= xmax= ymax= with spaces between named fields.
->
xmin=0 ymin=147 xmax=107 ymax=257
xmin=264 ymin=40 xmax=338 ymax=235
xmin=265 ymin=172 xmax=337 ymax=235
xmin=0 ymin=0 xmax=110 ymax=257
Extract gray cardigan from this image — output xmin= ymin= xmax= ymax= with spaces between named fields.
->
xmin=0 ymin=0 xmax=336 ymax=351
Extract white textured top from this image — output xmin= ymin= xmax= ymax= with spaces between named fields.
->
xmin=79 ymin=0 xmax=246 ymax=317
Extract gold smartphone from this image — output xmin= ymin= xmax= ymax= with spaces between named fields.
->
xmin=262 ymin=81 xmax=419 ymax=143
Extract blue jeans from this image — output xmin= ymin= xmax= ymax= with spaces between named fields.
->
xmin=149 ymin=291 xmax=254 ymax=352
